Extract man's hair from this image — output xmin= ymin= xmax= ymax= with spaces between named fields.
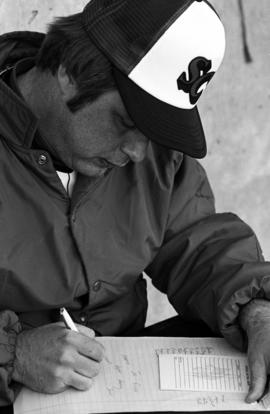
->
xmin=35 ymin=13 xmax=116 ymax=112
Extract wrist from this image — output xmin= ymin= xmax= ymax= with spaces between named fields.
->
xmin=239 ymin=298 xmax=270 ymax=334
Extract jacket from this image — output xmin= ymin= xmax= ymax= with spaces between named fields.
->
xmin=1 ymin=31 xmax=270 ymax=405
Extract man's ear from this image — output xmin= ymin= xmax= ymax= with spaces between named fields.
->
xmin=57 ymin=65 xmax=77 ymax=100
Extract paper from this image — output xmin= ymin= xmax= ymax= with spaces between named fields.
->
xmin=14 ymin=336 xmax=266 ymax=414
xmin=159 ymin=354 xmax=249 ymax=392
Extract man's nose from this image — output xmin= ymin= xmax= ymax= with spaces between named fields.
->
xmin=121 ymin=132 xmax=149 ymax=163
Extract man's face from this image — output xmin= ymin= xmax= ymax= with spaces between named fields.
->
xmin=58 ymin=89 xmax=149 ymax=177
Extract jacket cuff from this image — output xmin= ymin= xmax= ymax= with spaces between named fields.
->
xmin=0 ymin=310 xmax=22 ymax=405
xmin=218 ymin=275 xmax=270 ymax=351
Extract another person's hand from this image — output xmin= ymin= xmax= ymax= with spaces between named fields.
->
xmin=240 ymin=299 xmax=270 ymax=403
xmin=12 ymin=322 xmax=104 ymax=394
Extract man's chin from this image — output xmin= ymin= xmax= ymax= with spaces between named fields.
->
xmin=74 ymin=159 xmax=125 ymax=177
xmin=80 ymin=165 xmax=111 ymax=178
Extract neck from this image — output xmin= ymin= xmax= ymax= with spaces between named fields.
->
xmin=17 ymin=67 xmax=52 ymax=120
xmin=17 ymin=68 xmax=67 ymax=161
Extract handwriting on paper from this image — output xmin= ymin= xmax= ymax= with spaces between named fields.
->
xmin=197 ymin=394 xmax=226 ymax=408
xmin=103 ymin=353 xmax=143 ymax=397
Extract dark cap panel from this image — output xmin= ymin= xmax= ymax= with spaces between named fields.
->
xmin=82 ymin=0 xmax=194 ymax=74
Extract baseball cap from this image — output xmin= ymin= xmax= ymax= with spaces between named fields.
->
xmin=82 ymin=0 xmax=226 ymax=158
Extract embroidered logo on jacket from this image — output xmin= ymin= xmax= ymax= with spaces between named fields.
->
xmin=177 ymin=57 xmax=215 ymax=105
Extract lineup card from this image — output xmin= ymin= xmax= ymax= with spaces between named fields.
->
xmin=159 ymin=354 xmax=250 ymax=392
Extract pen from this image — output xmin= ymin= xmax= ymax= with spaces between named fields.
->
xmin=60 ymin=307 xmax=78 ymax=332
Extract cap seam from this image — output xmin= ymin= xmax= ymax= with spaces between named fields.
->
xmin=83 ymin=0 xmax=124 ymax=27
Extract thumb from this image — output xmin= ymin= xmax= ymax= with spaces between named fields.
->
xmin=246 ymin=357 xmax=267 ymax=403
xmin=76 ymin=324 xmax=96 ymax=338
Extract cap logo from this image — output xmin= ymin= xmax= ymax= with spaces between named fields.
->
xmin=177 ymin=57 xmax=215 ymax=105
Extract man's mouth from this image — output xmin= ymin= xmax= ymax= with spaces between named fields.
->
xmin=98 ymin=158 xmax=129 ymax=168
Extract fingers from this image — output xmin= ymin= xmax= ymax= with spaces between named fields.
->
xmin=246 ymin=356 xmax=267 ymax=403
xmin=70 ymin=334 xmax=104 ymax=362
xmin=73 ymin=354 xmax=101 ymax=378
xmin=66 ymin=372 xmax=94 ymax=391
xmin=54 ymin=322 xmax=102 ymax=360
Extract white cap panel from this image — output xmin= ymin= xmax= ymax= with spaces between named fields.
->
xmin=129 ymin=1 xmax=226 ymax=109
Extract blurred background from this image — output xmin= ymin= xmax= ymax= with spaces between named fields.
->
xmin=0 ymin=0 xmax=269 ymax=325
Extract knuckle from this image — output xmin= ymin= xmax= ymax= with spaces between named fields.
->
xmin=52 ymin=365 xmax=65 ymax=379
xmin=58 ymin=347 xmax=74 ymax=366
xmin=61 ymin=330 xmax=74 ymax=344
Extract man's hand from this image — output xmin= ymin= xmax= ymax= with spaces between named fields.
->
xmin=12 ymin=322 xmax=104 ymax=394
xmin=239 ymin=299 xmax=270 ymax=403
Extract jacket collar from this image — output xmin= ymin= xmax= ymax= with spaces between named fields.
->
xmin=0 ymin=58 xmax=39 ymax=148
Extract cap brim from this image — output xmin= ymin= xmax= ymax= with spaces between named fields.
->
xmin=113 ymin=67 xmax=207 ymax=158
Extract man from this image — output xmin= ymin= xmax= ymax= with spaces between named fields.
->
xmin=0 ymin=0 xmax=269 ymax=407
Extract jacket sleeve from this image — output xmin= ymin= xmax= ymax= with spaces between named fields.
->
xmin=0 ymin=310 xmax=22 ymax=406
xmin=146 ymin=155 xmax=270 ymax=351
